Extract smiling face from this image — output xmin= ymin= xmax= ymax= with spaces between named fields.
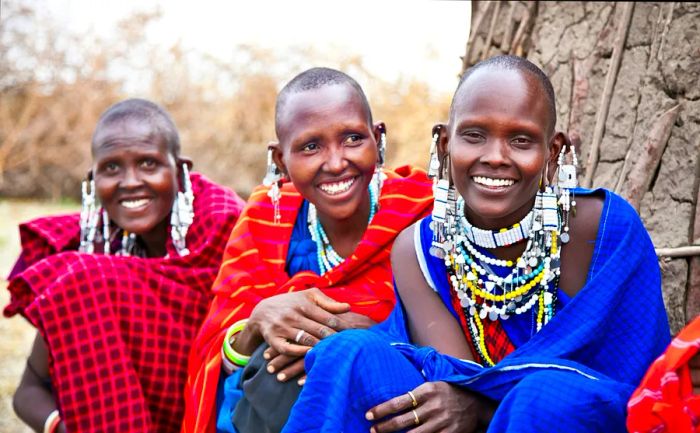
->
xmin=92 ymin=118 xmax=179 ymax=246
xmin=272 ymin=83 xmax=380 ymax=226
xmin=444 ymin=67 xmax=561 ymax=229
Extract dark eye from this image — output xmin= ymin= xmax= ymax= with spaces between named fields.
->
xmin=301 ymin=142 xmax=319 ymax=152
xmin=104 ymin=162 xmax=119 ymax=173
xmin=140 ymin=158 xmax=157 ymax=169
xmin=461 ymin=131 xmax=484 ymax=143
xmin=343 ymin=134 xmax=363 ymax=146
xmin=511 ymin=137 xmax=533 ymax=148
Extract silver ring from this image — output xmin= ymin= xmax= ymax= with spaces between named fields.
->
xmin=294 ymin=329 xmax=306 ymax=344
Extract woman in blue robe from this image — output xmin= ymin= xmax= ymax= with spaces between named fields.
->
xmin=281 ymin=55 xmax=671 ymax=433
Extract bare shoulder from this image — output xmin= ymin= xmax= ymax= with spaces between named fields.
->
xmin=391 ymin=224 xmax=423 ymax=294
xmin=559 ymin=191 xmax=605 ymax=297
xmin=568 ymin=191 xmax=605 ymax=240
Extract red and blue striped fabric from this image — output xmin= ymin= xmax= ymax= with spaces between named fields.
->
xmin=183 ymin=166 xmax=433 ymax=433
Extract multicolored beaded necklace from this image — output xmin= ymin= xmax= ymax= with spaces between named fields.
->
xmin=308 ymin=176 xmax=380 ymax=275
xmin=443 ymin=195 xmax=562 ymax=366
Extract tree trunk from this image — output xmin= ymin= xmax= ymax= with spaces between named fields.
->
xmin=465 ymin=1 xmax=700 ymax=333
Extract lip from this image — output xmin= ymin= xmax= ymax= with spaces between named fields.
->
xmin=118 ymin=196 xmax=153 ymax=211
xmin=316 ymin=175 xmax=360 ymax=199
xmin=470 ymin=175 xmax=518 ymax=193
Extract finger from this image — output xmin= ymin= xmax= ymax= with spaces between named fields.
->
xmin=266 ymin=353 xmax=296 ymax=374
xmin=293 ymin=317 xmax=336 ymax=342
xmin=366 ymin=391 xmax=415 ymax=421
xmin=276 ymin=358 xmax=306 ymax=382
xmin=297 ymin=304 xmax=349 ymax=333
xmin=268 ymin=336 xmax=311 ymax=357
xmin=263 ymin=346 xmax=278 ymax=360
xmin=370 ymin=408 xmax=423 ymax=433
xmin=308 ymin=288 xmax=351 ymax=315
xmin=297 ymin=373 xmax=307 ymax=386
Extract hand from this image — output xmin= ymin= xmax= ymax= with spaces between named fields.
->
xmin=335 ymin=311 xmax=377 ymax=330
xmin=246 ymin=288 xmax=351 ymax=357
xmin=690 ymin=352 xmax=700 ymax=395
xmin=261 ymin=311 xmax=376 ymax=384
xmin=263 ymin=346 xmax=306 ymax=385
xmin=366 ymin=381 xmax=486 ymax=433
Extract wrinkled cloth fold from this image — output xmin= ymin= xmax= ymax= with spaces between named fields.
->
xmin=183 ymin=166 xmax=433 ymax=433
xmin=627 ymin=315 xmax=700 ymax=433
xmin=4 ymin=173 xmax=245 ymax=433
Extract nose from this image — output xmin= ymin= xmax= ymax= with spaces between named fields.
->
xmin=480 ymin=139 xmax=510 ymax=168
xmin=324 ymin=145 xmax=348 ymax=174
xmin=120 ymin=166 xmax=143 ymax=189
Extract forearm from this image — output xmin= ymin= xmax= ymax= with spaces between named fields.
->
xmin=13 ymin=370 xmax=61 ymax=432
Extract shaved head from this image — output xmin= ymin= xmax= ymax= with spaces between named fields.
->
xmin=452 ymin=55 xmax=557 ymax=134
xmin=92 ymin=98 xmax=181 ymax=156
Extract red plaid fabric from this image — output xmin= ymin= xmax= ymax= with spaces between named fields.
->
xmin=4 ymin=173 xmax=245 ymax=433
xmin=449 ymin=286 xmax=516 ymax=365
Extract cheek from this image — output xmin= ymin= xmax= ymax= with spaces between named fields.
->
xmin=94 ymin=180 xmax=115 ymax=204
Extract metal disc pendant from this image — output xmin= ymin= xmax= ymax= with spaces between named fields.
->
xmin=488 ymin=310 xmax=499 ymax=321
xmin=560 ymin=232 xmax=570 ymax=243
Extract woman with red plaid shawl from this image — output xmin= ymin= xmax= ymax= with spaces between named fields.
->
xmin=183 ymin=68 xmax=433 ymax=433
xmin=5 ymin=98 xmax=245 ymax=433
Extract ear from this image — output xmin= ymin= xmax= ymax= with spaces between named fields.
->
xmin=177 ymin=156 xmax=194 ymax=171
xmin=547 ymin=132 xmax=568 ymax=184
xmin=372 ymin=121 xmax=386 ymax=144
xmin=433 ymin=123 xmax=448 ymax=162
xmin=269 ymin=140 xmax=287 ymax=177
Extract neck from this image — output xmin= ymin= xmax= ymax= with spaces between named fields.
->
xmin=464 ymin=196 xmax=537 ymax=231
xmin=317 ymin=192 xmax=371 ymax=258
xmin=138 ymin=218 xmax=169 ymax=258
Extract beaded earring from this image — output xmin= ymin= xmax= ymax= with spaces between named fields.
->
xmin=428 ymin=126 xmax=441 ymax=180
xmin=430 ymin=152 xmax=458 ymax=259
xmin=170 ymin=163 xmax=195 ymax=256
xmin=263 ymin=148 xmax=283 ymax=224
xmin=556 ymin=141 xmax=578 ymax=243
xmin=79 ymin=179 xmax=98 ymax=254
xmin=377 ymin=127 xmax=386 ymax=168
xmin=101 ymin=208 xmax=110 ymax=255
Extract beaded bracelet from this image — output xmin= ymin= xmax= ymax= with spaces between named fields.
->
xmin=222 ymin=319 xmax=251 ymax=367
xmin=44 ymin=409 xmax=61 ymax=433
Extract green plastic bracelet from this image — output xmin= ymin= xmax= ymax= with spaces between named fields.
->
xmin=222 ymin=319 xmax=251 ymax=367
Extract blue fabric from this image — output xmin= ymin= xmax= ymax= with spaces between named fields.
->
xmin=283 ymin=189 xmax=672 ymax=433
xmin=216 ymin=200 xmax=318 ymax=433
xmin=285 ymin=200 xmax=321 ymax=276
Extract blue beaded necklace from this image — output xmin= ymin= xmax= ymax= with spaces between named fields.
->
xmin=307 ymin=177 xmax=379 ymax=275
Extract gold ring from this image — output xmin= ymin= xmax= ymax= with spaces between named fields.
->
xmin=407 ymin=390 xmax=418 ymax=408
xmin=412 ymin=409 xmax=420 ymax=425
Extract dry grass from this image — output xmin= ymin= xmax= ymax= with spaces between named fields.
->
xmin=0 ymin=199 xmax=78 ymax=433
xmin=0 ymin=4 xmax=453 ymax=201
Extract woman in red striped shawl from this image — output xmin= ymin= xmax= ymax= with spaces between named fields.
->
xmin=183 ymin=68 xmax=434 ymax=433
xmin=5 ymin=98 xmax=245 ymax=433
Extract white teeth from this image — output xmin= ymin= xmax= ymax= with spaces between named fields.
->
xmin=121 ymin=199 xmax=150 ymax=209
xmin=319 ymin=178 xmax=355 ymax=195
xmin=473 ymin=176 xmax=515 ymax=187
